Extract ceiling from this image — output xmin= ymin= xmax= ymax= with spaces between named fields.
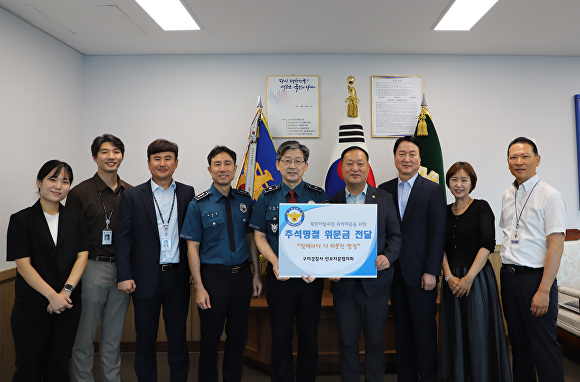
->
xmin=2 ymin=0 xmax=580 ymax=56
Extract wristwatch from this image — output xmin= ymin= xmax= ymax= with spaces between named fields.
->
xmin=444 ymin=275 xmax=452 ymax=282
xmin=63 ymin=283 xmax=74 ymax=293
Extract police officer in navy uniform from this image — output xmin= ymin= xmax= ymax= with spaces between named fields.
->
xmin=250 ymin=140 xmax=329 ymax=382
xmin=181 ymin=146 xmax=262 ymax=382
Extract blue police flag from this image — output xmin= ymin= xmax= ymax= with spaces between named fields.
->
xmin=236 ymin=102 xmax=282 ymax=204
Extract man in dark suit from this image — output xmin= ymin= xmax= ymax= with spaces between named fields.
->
xmin=116 ymin=139 xmax=195 ymax=382
xmin=329 ymin=146 xmax=401 ymax=382
xmin=378 ymin=136 xmax=446 ymax=382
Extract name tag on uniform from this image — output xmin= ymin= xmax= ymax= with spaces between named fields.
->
xmin=102 ymin=229 xmax=113 ymax=245
xmin=162 ymin=237 xmax=172 ymax=251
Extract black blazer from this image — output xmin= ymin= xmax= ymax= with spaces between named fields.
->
xmin=379 ymin=175 xmax=446 ymax=287
xmin=329 ymin=185 xmax=402 ymax=298
xmin=7 ymin=200 xmax=89 ymax=300
xmin=115 ymin=180 xmax=194 ymax=299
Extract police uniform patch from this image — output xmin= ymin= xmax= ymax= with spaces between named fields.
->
xmin=240 ymin=203 xmax=247 ymax=213
xmin=271 ymin=223 xmax=278 ymax=233
xmin=235 ymin=189 xmax=251 ymax=197
xmin=194 ymin=191 xmax=210 ymax=201
xmin=264 ymin=185 xmax=279 ymax=194
xmin=306 ymin=184 xmax=324 ymax=193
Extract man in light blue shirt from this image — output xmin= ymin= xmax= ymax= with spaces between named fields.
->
xmin=116 ymin=139 xmax=194 ymax=382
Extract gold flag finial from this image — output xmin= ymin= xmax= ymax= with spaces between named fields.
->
xmin=345 ymin=75 xmax=360 ymax=118
xmin=416 ymin=93 xmax=429 ymax=136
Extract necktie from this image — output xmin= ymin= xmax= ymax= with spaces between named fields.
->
xmin=289 ymin=189 xmax=297 ymax=203
xmin=224 ymin=194 xmax=236 ymax=252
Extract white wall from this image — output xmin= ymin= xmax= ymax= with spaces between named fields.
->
xmin=82 ymin=54 xmax=580 ymax=244
xmin=0 ymin=7 xmax=84 ymax=271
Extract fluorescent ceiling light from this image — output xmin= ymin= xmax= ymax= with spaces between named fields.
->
xmin=434 ymin=0 xmax=499 ymax=31
xmin=135 ymin=0 xmax=200 ymax=31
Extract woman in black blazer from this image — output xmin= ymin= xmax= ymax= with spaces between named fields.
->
xmin=7 ymin=160 xmax=89 ymax=382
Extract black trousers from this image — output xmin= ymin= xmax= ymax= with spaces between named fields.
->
xmin=501 ymin=267 xmax=564 ymax=382
xmin=198 ymin=264 xmax=252 ymax=382
xmin=333 ymin=281 xmax=390 ymax=382
xmin=266 ymin=266 xmax=323 ymax=382
xmin=11 ymin=294 xmax=81 ymax=382
xmin=132 ymin=267 xmax=190 ymax=382
xmin=390 ymin=268 xmax=438 ymax=382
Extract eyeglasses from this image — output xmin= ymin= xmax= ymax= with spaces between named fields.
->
xmin=279 ymin=158 xmax=305 ymax=166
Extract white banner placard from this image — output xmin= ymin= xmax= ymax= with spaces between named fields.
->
xmin=278 ymin=203 xmax=377 ymax=278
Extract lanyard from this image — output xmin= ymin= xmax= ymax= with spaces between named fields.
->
xmin=153 ymin=189 xmax=176 ymax=236
xmin=93 ymin=180 xmax=122 ymax=229
xmin=514 ymin=180 xmax=539 ymax=228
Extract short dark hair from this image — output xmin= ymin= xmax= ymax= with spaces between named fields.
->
xmin=147 ymin=139 xmax=178 ymax=160
xmin=37 ymin=160 xmax=74 ymax=185
xmin=446 ymin=161 xmax=477 ymax=192
xmin=393 ymin=136 xmax=422 ymax=156
xmin=341 ymin=146 xmax=369 ymax=162
xmin=91 ymin=134 xmax=125 ymax=158
xmin=507 ymin=136 xmax=538 ymax=157
xmin=277 ymin=140 xmax=310 ymax=162
xmin=207 ymin=145 xmax=237 ymax=165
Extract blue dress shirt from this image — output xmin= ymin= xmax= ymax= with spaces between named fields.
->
xmin=180 ymin=184 xmax=253 ymax=266
xmin=151 ymin=179 xmax=180 ymax=264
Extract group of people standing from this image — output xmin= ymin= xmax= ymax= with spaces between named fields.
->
xmin=7 ymin=133 xmax=566 ymax=382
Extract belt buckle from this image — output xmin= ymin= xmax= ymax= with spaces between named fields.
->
xmin=505 ymin=265 xmax=516 ymax=273
xmin=231 ymin=265 xmax=241 ymax=274
xmin=161 ymin=264 xmax=170 ymax=272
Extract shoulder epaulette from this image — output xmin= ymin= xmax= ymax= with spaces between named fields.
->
xmin=234 ymin=188 xmax=251 ymax=197
xmin=194 ymin=191 xmax=210 ymax=201
xmin=264 ymin=184 xmax=280 ymax=194
xmin=306 ymin=183 xmax=324 ymax=193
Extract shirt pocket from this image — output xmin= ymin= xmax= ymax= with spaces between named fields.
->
xmin=202 ymin=214 xmax=225 ymax=243
xmin=235 ymin=213 xmax=250 ymax=237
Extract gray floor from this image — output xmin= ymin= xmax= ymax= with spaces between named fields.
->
xmin=93 ymin=344 xmax=580 ymax=381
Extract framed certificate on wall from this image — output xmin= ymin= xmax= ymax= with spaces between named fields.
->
xmin=278 ymin=203 xmax=377 ymax=278
xmin=371 ymin=75 xmax=422 ymax=137
xmin=267 ymin=75 xmax=319 ymax=138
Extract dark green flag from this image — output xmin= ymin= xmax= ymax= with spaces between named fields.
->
xmin=414 ymin=95 xmax=446 ymax=202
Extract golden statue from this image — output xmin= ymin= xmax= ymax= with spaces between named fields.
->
xmin=345 ymin=75 xmax=359 ymax=118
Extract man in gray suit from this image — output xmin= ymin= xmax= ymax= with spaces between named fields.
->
xmin=329 ymin=146 xmax=402 ymax=382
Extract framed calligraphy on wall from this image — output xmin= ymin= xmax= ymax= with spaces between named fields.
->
xmin=267 ymin=75 xmax=319 ymax=138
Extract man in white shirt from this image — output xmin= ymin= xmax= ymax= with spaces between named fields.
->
xmin=500 ymin=136 xmax=566 ymax=382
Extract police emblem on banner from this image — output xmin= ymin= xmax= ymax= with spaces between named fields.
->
xmin=285 ymin=206 xmax=305 ymax=227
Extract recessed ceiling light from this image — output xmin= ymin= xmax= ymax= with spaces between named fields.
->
xmin=135 ymin=0 xmax=200 ymax=31
xmin=434 ymin=0 xmax=499 ymax=31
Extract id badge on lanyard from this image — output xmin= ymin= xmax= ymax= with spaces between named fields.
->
xmin=102 ymin=229 xmax=113 ymax=245
xmin=512 ymin=180 xmax=539 ymax=245
xmin=510 ymin=223 xmax=519 ymax=244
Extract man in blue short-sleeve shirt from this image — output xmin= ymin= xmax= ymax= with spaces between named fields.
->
xmin=249 ymin=140 xmax=328 ymax=382
xmin=181 ymin=146 xmax=262 ymax=382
